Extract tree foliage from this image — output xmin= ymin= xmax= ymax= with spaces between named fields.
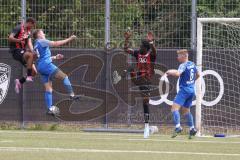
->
xmin=0 ymin=0 xmax=240 ymax=48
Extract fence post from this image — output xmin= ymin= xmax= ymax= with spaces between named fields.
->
xmin=21 ymin=0 xmax=26 ymax=22
xmin=21 ymin=0 xmax=26 ymax=129
xmin=191 ymin=0 xmax=197 ymax=52
xmin=104 ymin=0 xmax=111 ymax=128
xmin=105 ymin=0 xmax=110 ymax=49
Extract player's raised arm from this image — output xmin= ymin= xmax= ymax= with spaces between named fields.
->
xmin=147 ymin=32 xmax=156 ymax=57
xmin=123 ymin=30 xmax=135 ymax=54
xmin=49 ymin=35 xmax=76 ymax=47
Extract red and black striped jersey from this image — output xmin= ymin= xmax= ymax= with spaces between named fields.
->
xmin=9 ymin=23 xmax=31 ymax=50
xmin=127 ymin=49 xmax=156 ymax=79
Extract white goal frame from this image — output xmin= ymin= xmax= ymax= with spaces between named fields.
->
xmin=196 ymin=18 xmax=240 ymax=136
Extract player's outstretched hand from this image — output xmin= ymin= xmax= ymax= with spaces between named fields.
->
xmin=147 ymin=32 xmax=154 ymax=42
xmin=166 ymin=69 xmax=179 ymax=77
xmin=70 ymin=35 xmax=77 ymax=40
xmin=124 ymin=31 xmax=132 ymax=40
xmin=55 ymin=54 xmax=64 ymax=60
xmin=166 ymin=69 xmax=175 ymax=76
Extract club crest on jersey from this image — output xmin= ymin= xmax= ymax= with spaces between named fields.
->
xmin=0 ymin=63 xmax=11 ymax=104
xmin=139 ymin=57 xmax=147 ymax=63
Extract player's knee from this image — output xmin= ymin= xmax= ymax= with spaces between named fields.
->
xmin=33 ymin=53 xmax=38 ymax=61
xmin=63 ymin=73 xmax=67 ymax=78
xmin=60 ymin=73 xmax=67 ymax=80
xmin=26 ymin=52 xmax=32 ymax=57
xmin=182 ymin=108 xmax=190 ymax=115
xmin=171 ymin=103 xmax=180 ymax=112
xmin=44 ymin=84 xmax=52 ymax=92
xmin=55 ymin=70 xmax=67 ymax=80
xmin=24 ymin=52 xmax=33 ymax=60
xmin=45 ymin=87 xmax=52 ymax=92
xmin=32 ymin=69 xmax=37 ymax=76
xmin=143 ymin=97 xmax=149 ymax=104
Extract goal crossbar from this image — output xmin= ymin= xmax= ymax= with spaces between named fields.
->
xmin=198 ymin=18 xmax=240 ymax=23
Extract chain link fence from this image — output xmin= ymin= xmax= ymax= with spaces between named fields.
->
xmin=1 ymin=0 xmax=240 ymax=49
xmin=110 ymin=0 xmax=192 ymax=49
xmin=0 ymin=0 xmax=21 ymax=47
xmin=27 ymin=0 xmax=105 ymax=48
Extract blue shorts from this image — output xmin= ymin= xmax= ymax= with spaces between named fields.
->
xmin=173 ymin=89 xmax=195 ymax=108
xmin=37 ymin=63 xmax=58 ymax=84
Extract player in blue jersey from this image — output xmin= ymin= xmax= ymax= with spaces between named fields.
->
xmin=166 ymin=49 xmax=200 ymax=139
xmin=33 ymin=29 xmax=80 ymax=116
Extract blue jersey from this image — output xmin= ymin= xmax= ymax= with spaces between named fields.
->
xmin=178 ymin=61 xmax=198 ymax=93
xmin=34 ymin=39 xmax=52 ymax=67
xmin=34 ymin=39 xmax=59 ymax=83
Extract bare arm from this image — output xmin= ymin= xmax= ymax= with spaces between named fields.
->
xmin=150 ymin=42 xmax=156 ymax=57
xmin=49 ymin=35 xmax=76 ymax=47
xmin=196 ymin=71 xmax=200 ymax=80
xmin=166 ymin=69 xmax=181 ymax=77
xmin=146 ymin=32 xmax=156 ymax=57
xmin=27 ymin=38 xmax=34 ymax=52
xmin=167 ymin=69 xmax=200 ymax=79
xmin=51 ymin=54 xmax=64 ymax=60
xmin=8 ymin=33 xmax=22 ymax=43
xmin=123 ymin=31 xmax=134 ymax=54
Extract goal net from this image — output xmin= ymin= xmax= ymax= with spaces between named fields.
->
xmin=196 ymin=18 xmax=240 ymax=137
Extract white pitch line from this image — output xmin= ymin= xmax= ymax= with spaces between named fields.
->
xmin=0 ymin=147 xmax=239 ymax=157
xmin=0 ymin=140 xmax=13 ymax=143
xmin=1 ymin=130 xmax=240 ymax=144
xmin=86 ymin=137 xmax=240 ymax=144
xmin=0 ymin=130 xmax=143 ymax=137
xmin=126 ymin=138 xmax=240 ymax=144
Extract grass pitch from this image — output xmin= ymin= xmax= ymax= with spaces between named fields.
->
xmin=0 ymin=130 xmax=239 ymax=160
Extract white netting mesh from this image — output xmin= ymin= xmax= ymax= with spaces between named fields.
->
xmin=200 ymin=20 xmax=240 ymax=136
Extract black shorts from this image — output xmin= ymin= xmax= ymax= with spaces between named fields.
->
xmin=132 ymin=76 xmax=152 ymax=97
xmin=10 ymin=48 xmax=27 ymax=66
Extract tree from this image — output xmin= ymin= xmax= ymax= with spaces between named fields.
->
xmin=1 ymin=0 xmax=240 ymax=48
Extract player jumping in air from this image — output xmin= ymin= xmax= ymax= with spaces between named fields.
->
xmin=166 ymin=49 xmax=200 ymax=139
xmin=33 ymin=29 xmax=80 ymax=116
xmin=8 ymin=17 xmax=37 ymax=93
xmin=113 ymin=31 xmax=156 ymax=138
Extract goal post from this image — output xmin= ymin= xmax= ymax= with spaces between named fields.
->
xmin=196 ymin=18 xmax=240 ymax=137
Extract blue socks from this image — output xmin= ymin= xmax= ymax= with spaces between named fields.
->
xmin=44 ymin=77 xmax=73 ymax=110
xmin=45 ymin=91 xmax=52 ymax=109
xmin=63 ymin=77 xmax=73 ymax=95
xmin=185 ymin=112 xmax=194 ymax=129
xmin=172 ymin=110 xmax=195 ymax=129
xmin=172 ymin=110 xmax=180 ymax=128
xmin=172 ymin=111 xmax=194 ymax=129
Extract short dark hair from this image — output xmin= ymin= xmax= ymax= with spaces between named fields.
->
xmin=26 ymin=17 xmax=36 ymax=24
xmin=32 ymin=29 xmax=42 ymax=39
xmin=141 ymin=40 xmax=150 ymax=51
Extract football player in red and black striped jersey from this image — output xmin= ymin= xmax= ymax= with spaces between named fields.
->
xmin=8 ymin=17 xmax=37 ymax=93
xmin=113 ymin=31 xmax=156 ymax=138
